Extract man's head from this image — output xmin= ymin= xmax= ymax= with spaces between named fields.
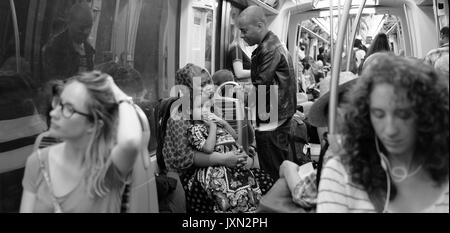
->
xmin=439 ymin=26 xmax=449 ymax=46
xmin=67 ymin=3 xmax=93 ymax=44
xmin=237 ymin=6 xmax=268 ymax=46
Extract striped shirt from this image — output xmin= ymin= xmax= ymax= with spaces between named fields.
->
xmin=317 ymin=156 xmax=449 ymax=213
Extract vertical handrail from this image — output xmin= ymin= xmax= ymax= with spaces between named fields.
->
xmin=112 ymin=0 xmax=121 ymax=59
xmin=346 ymin=0 xmax=367 ymax=71
xmin=432 ymin=0 xmax=441 ymax=46
xmin=10 ymin=0 xmax=21 ymax=73
xmin=329 ymin=0 xmax=334 ymax=68
xmin=328 ymin=0 xmax=352 ymax=134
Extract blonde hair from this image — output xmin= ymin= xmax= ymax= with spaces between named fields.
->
xmin=66 ymin=71 xmax=118 ymax=197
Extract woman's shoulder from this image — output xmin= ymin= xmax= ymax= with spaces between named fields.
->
xmin=26 ymin=146 xmax=53 ymax=166
xmin=321 ymin=156 xmax=349 ymax=179
xmin=323 ymin=156 xmax=345 ymax=169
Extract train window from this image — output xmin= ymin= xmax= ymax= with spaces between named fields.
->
xmin=1 ymin=0 xmax=44 ymax=213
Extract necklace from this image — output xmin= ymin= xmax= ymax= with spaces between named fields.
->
xmin=390 ymin=165 xmax=422 ymax=182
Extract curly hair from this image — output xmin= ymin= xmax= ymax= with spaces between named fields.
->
xmin=341 ymin=53 xmax=449 ymax=200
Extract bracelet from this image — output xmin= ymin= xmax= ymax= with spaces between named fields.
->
xmin=117 ymin=96 xmax=134 ymax=105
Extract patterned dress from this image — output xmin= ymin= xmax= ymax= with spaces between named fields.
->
xmin=162 ymin=111 xmax=274 ymax=213
xmin=189 ymin=123 xmax=261 ymax=213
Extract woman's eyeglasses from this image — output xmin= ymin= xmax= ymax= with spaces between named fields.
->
xmin=51 ymin=98 xmax=93 ymax=119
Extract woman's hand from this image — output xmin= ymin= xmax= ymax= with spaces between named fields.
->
xmin=222 ymin=151 xmax=248 ymax=168
xmin=106 ymin=75 xmax=129 ymax=102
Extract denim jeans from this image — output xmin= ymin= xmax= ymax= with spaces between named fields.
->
xmin=255 ymin=118 xmax=294 ymax=180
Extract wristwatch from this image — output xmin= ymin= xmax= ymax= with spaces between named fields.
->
xmin=117 ymin=96 xmax=134 ymax=105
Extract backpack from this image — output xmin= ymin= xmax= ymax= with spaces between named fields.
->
xmin=154 ymin=97 xmax=180 ymax=173
xmin=289 ymin=112 xmax=312 ymax=166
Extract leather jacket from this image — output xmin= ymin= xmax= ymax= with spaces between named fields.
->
xmin=251 ymin=31 xmax=297 ymax=124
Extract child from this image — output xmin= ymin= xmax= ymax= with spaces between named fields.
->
xmin=188 ymin=83 xmax=262 ymax=213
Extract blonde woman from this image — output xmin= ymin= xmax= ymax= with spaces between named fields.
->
xmin=20 ymin=71 xmax=142 ymax=213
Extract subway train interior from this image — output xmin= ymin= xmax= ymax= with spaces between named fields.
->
xmin=0 ymin=0 xmax=448 ymax=213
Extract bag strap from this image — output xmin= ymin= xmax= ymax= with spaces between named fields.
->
xmin=315 ymin=134 xmax=329 ymax=188
xmin=37 ymin=149 xmax=63 ymax=213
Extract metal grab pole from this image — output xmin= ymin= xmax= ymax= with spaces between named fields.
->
xmin=347 ymin=0 xmax=367 ymax=71
xmin=329 ymin=0 xmax=334 ymax=68
xmin=328 ymin=0 xmax=352 ymax=134
xmin=10 ymin=0 xmax=21 ymax=73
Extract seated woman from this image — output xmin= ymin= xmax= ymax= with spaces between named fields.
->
xmin=189 ymin=81 xmax=261 ymax=213
xmin=318 ymin=54 xmax=448 ymax=212
xmin=162 ymin=63 xmax=274 ymax=213
xmin=20 ymin=71 xmax=142 ymax=213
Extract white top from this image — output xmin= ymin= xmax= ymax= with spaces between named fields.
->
xmin=317 ymin=156 xmax=449 ymax=213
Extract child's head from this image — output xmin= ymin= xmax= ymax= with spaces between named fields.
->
xmin=212 ymin=69 xmax=234 ymax=86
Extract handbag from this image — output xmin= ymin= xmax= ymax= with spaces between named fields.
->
xmin=256 ymin=178 xmax=311 ymax=213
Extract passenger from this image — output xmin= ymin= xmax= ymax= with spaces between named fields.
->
xmin=237 ymin=6 xmax=297 ymax=180
xmin=354 ymin=39 xmax=366 ymax=68
xmin=359 ymin=33 xmax=390 ymax=73
xmin=95 ymin=62 xmax=147 ymax=102
xmin=189 ymin=79 xmax=263 ymax=213
xmin=20 ymin=71 xmax=142 ymax=213
xmin=317 ymin=47 xmax=325 ymax=64
xmin=42 ymin=3 xmax=95 ymax=82
xmin=212 ymin=69 xmax=234 ymax=87
xmin=163 ymin=63 xmax=274 ymax=213
xmin=424 ymin=27 xmax=449 ymax=75
xmin=278 ymin=72 xmax=358 ymax=209
xmin=317 ymin=54 xmax=449 ymax=213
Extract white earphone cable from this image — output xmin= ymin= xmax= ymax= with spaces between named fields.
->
xmin=375 ymin=137 xmax=390 ymax=213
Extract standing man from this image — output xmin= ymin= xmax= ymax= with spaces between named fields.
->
xmin=42 ymin=3 xmax=95 ymax=82
xmin=237 ymin=6 xmax=297 ymax=179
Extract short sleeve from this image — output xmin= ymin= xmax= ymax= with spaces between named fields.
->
xmin=22 ymin=152 xmax=40 ymax=193
xmin=229 ymin=44 xmax=243 ymax=63
xmin=188 ymin=124 xmax=208 ymax=152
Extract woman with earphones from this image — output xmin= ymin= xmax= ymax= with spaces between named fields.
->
xmin=317 ymin=54 xmax=449 ymax=213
